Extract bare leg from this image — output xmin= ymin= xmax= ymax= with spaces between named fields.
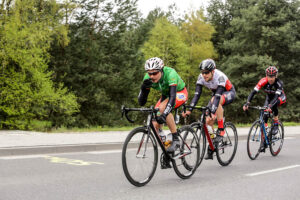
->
xmin=154 ymin=98 xmax=177 ymax=133
xmin=206 ymin=96 xmax=225 ymax=132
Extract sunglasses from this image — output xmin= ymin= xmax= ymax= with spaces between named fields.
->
xmin=148 ymin=71 xmax=160 ymax=76
xmin=201 ymin=71 xmax=210 ymax=75
xmin=267 ymin=75 xmax=276 ymax=78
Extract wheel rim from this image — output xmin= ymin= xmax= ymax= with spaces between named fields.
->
xmin=247 ymin=122 xmax=262 ymax=159
xmin=173 ymin=126 xmax=199 ymax=178
xmin=216 ymin=123 xmax=237 ymax=165
xmin=269 ymin=123 xmax=284 ymax=155
xmin=123 ymin=131 xmax=157 ymax=184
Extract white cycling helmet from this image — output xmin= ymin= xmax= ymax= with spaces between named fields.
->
xmin=144 ymin=57 xmax=164 ymax=71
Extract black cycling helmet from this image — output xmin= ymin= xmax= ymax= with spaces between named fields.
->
xmin=199 ymin=59 xmax=216 ymax=71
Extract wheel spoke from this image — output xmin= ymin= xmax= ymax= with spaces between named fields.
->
xmin=122 ymin=127 xmax=158 ymax=187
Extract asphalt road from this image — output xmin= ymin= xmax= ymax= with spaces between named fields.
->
xmin=1 ymin=136 xmax=300 ymax=200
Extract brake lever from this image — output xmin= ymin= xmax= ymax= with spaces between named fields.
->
xmin=121 ymin=105 xmax=125 ymax=118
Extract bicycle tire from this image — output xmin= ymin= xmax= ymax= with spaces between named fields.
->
xmin=247 ymin=120 xmax=263 ymax=160
xmin=172 ymin=125 xmax=200 ymax=179
xmin=122 ymin=127 xmax=158 ymax=187
xmin=269 ymin=121 xmax=284 ymax=156
xmin=216 ymin=122 xmax=238 ymax=166
xmin=190 ymin=122 xmax=206 ymax=167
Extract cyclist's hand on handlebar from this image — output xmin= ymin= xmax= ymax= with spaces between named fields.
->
xmin=206 ymin=108 xmax=216 ymax=120
xmin=265 ymin=105 xmax=272 ymax=113
xmin=243 ymin=102 xmax=250 ymax=111
xmin=156 ymin=113 xmax=167 ymax=124
xmin=141 ymin=78 xmax=153 ymax=90
xmin=181 ymin=110 xmax=191 ymax=118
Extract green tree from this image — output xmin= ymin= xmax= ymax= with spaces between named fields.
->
xmin=140 ymin=17 xmax=189 ymax=105
xmin=181 ymin=9 xmax=218 ymax=109
xmin=208 ymin=0 xmax=300 ymax=122
xmin=49 ymin=0 xmax=144 ymax=127
xmin=0 ymin=0 xmax=78 ymax=129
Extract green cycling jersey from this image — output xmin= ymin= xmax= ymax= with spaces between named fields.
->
xmin=143 ymin=66 xmax=185 ymax=96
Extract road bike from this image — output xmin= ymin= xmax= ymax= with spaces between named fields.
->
xmin=121 ymin=106 xmax=200 ymax=187
xmin=184 ymin=105 xmax=238 ymax=166
xmin=247 ymin=106 xmax=284 ymax=160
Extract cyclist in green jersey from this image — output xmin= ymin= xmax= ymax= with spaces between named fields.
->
xmin=138 ymin=57 xmax=188 ymax=153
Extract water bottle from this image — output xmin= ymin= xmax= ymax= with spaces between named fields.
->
xmin=166 ymin=133 xmax=172 ymax=142
xmin=165 ymin=133 xmax=173 ymax=148
xmin=159 ymin=129 xmax=166 ymax=143
xmin=207 ymin=125 xmax=215 ymax=139
xmin=264 ymin=123 xmax=269 ymax=134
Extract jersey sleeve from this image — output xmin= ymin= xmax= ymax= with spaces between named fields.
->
xmin=217 ymin=75 xmax=226 ymax=87
xmin=254 ymin=77 xmax=268 ymax=91
xmin=196 ymin=74 xmax=204 ymax=85
xmin=275 ymin=79 xmax=283 ymax=95
xmin=254 ymin=77 xmax=268 ymax=92
xmin=143 ymin=73 xmax=150 ymax=80
xmin=167 ymin=70 xmax=179 ymax=86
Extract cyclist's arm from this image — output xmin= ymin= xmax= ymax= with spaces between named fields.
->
xmin=269 ymin=81 xmax=283 ymax=107
xmin=211 ymin=85 xmax=225 ymax=113
xmin=189 ymin=84 xmax=203 ymax=111
xmin=246 ymin=89 xmax=258 ymax=103
xmin=247 ymin=78 xmax=266 ymax=104
xmin=162 ymin=85 xmax=177 ymax=116
xmin=269 ymin=94 xmax=279 ymax=107
xmin=138 ymin=87 xmax=150 ymax=106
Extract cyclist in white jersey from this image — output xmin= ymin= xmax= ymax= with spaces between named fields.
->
xmin=182 ymin=59 xmax=236 ymax=160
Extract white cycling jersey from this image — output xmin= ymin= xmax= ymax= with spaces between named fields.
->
xmin=196 ymin=69 xmax=233 ymax=91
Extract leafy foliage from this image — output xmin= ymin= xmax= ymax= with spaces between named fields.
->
xmin=49 ymin=0 xmax=145 ymax=127
xmin=0 ymin=0 xmax=78 ymax=129
xmin=208 ymin=0 xmax=300 ymax=122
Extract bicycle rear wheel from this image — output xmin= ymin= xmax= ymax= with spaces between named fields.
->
xmin=216 ymin=122 xmax=238 ymax=166
xmin=247 ymin=120 xmax=263 ymax=160
xmin=191 ymin=122 xmax=206 ymax=167
xmin=269 ymin=122 xmax=284 ymax=156
xmin=122 ymin=127 xmax=158 ymax=187
xmin=172 ymin=125 xmax=200 ymax=179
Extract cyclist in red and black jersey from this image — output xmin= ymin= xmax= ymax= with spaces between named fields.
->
xmin=243 ymin=66 xmax=286 ymax=135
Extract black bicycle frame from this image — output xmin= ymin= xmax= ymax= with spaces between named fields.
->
xmin=122 ymin=106 xmax=173 ymax=160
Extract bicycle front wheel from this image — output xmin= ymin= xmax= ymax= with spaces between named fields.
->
xmin=122 ymin=127 xmax=158 ymax=187
xmin=172 ymin=125 xmax=200 ymax=179
xmin=191 ymin=122 xmax=206 ymax=167
xmin=216 ymin=122 xmax=238 ymax=166
xmin=247 ymin=120 xmax=263 ymax=160
xmin=269 ymin=122 xmax=284 ymax=156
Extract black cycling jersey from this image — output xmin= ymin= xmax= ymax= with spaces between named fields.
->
xmin=247 ymin=77 xmax=285 ymax=107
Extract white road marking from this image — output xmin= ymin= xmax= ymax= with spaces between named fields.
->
xmin=285 ymin=137 xmax=295 ymax=140
xmin=0 ymin=155 xmax=47 ymax=160
xmin=246 ymin=165 xmax=300 ymax=177
xmin=44 ymin=156 xmax=104 ymax=165
xmin=88 ymin=150 xmax=122 ymax=154
xmin=0 ymin=152 xmax=91 ymax=159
